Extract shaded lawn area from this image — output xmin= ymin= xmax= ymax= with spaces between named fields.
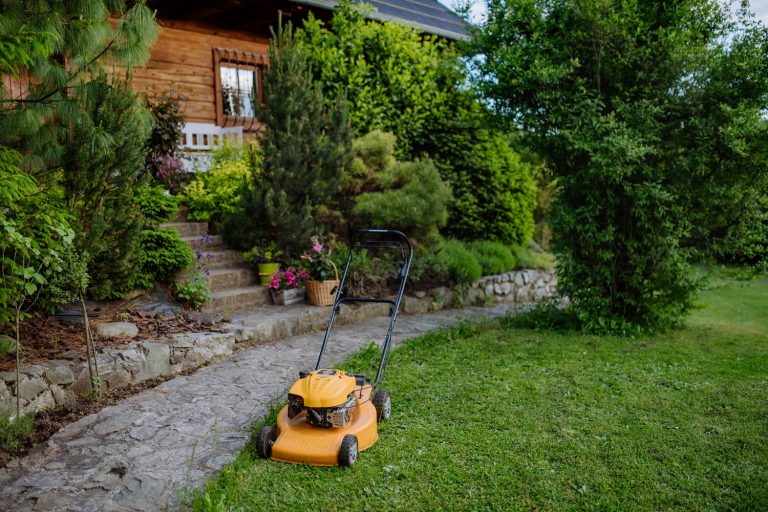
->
xmin=193 ymin=277 xmax=768 ymax=511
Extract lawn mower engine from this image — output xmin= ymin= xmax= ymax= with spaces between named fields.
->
xmin=287 ymin=369 xmax=368 ymax=429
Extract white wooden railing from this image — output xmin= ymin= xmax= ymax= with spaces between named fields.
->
xmin=180 ymin=122 xmax=243 ymax=171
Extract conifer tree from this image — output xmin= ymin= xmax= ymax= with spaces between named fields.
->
xmin=0 ymin=1 xmax=159 ymax=297
xmin=224 ymin=20 xmax=352 ymax=252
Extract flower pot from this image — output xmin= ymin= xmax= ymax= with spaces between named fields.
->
xmin=257 ymin=262 xmax=280 ymax=286
xmin=306 ymin=279 xmax=340 ymax=306
xmin=270 ymin=287 xmax=306 ymax=305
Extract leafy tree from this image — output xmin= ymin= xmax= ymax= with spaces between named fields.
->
xmin=298 ymin=0 xmax=451 ymax=157
xmin=473 ymin=0 xmax=768 ymax=330
xmin=224 ymin=21 xmax=352 ymax=252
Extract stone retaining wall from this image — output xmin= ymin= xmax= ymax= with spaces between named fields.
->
xmin=1 ymin=269 xmax=556 ymax=418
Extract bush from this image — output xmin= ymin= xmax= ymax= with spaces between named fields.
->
xmin=145 ymin=93 xmax=187 ymax=193
xmin=134 ymin=185 xmax=179 ymax=226
xmin=512 ymin=243 xmax=556 ymax=270
xmin=173 ymin=272 xmax=211 ymax=310
xmin=468 ymin=241 xmax=516 ymax=275
xmin=59 ymin=76 xmax=152 ymax=300
xmin=425 ymin=122 xmax=536 ymax=245
xmin=348 ymin=131 xmax=451 ymax=244
xmin=431 ymin=239 xmax=482 ymax=285
xmin=298 ymin=1 xmax=451 ymax=157
xmin=133 ymin=229 xmax=194 ymax=289
xmin=184 ymin=151 xmax=255 ymax=223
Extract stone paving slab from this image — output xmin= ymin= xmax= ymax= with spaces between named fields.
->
xmin=0 ymin=304 xmax=520 ymax=511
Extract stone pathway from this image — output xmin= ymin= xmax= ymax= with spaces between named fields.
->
xmin=0 ymin=304 xmax=519 ymax=511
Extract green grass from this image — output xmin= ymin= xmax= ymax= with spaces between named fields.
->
xmin=192 ymin=276 xmax=768 ymax=511
xmin=0 ymin=413 xmax=34 ymax=451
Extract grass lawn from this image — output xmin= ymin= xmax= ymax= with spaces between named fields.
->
xmin=192 ymin=276 xmax=768 ymax=511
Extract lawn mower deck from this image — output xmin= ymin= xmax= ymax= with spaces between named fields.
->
xmin=255 ymin=230 xmax=411 ymax=467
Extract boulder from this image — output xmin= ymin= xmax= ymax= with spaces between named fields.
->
xmin=45 ymin=364 xmax=75 ymax=385
xmin=17 ymin=375 xmax=48 ymax=400
xmin=94 ymin=322 xmax=139 ymax=338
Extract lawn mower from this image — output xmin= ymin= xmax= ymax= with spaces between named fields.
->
xmin=255 ymin=229 xmax=413 ymax=467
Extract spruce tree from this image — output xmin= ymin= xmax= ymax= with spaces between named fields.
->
xmin=224 ymin=21 xmax=351 ymax=252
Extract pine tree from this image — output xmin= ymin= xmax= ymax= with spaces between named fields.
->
xmin=0 ymin=1 xmax=159 ymax=297
xmin=224 ymin=20 xmax=352 ymax=252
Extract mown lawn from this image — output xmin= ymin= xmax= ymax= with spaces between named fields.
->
xmin=192 ymin=277 xmax=768 ymax=511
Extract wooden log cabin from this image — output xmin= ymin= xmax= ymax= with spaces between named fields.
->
xmin=137 ymin=0 xmax=468 ymax=163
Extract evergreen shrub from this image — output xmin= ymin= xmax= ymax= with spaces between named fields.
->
xmin=132 ymin=229 xmax=194 ymax=290
xmin=468 ymin=241 xmax=516 ymax=275
xmin=134 ymin=185 xmax=179 ymax=226
xmin=348 ymin=131 xmax=451 ymax=244
xmin=432 ymin=239 xmax=482 ymax=285
xmin=224 ymin=21 xmax=351 ymax=252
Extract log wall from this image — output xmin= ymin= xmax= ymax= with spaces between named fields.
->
xmin=130 ymin=20 xmax=270 ymax=126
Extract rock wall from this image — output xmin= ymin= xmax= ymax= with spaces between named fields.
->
xmin=401 ymin=269 xmax=557 ymax=314
xmin=1 ymin=269 xmax=557 ymax=418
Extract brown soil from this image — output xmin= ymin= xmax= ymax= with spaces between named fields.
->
xmin=0 ymin=301 xmax=224 ymax=372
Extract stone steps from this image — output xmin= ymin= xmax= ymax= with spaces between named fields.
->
xmin=181 ymin=234 xmax=224 ymax=250
xmin=206 ymin=267 xmax=258 ymax=290
xmin=160 ymin=221 xmax=208 ymax=238
xmin=204 ymin=286 xmax=271 ymax=314
xmin=162 ymin=212 xmax=269 ymax=315
xmin=204 ymin=250 xmax=245 ymax=269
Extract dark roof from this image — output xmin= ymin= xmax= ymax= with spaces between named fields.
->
xmin=289 ymin=0 xmax=470 ymax=40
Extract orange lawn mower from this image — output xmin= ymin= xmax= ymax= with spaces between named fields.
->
xmin=255 ymin=229 xmax=413 ymax=467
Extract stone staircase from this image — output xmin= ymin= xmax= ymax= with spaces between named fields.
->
xmin=161 ymin=215 xmax=270 ymax=315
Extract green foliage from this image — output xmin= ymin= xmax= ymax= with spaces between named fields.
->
xmin=470 ymin=0 xmax=768 ymax=329
xmin=0 ymin=3 xmax=158 ymax=300
xmin=431 ymin=239 xmax=482 ymax=285
xmin=467 ymin=241 xmax=516 ymax=275
xmin=133 ymin=229 xmax=194 ymax=290
xmin=243 ymin=241 xmax=283 ymax=265
xmin=134 ymin=185 xmax=180 ymax=226
xmin=298 ymin=1 xmax=451 ymax=157
xmin=173 ymin=272 xmax=211 ymax=310
xmin=511 ymin=243 xmax=556 ymax=271
xmin=0 ymin=413 xmax=34 ymax=451
xmin=0 ymin=1 xmax=158 ymax=173
xmin=424 ymin=120 xmax=536 ymax=245
xmin=60 ymin=76 xmax=152 ymax=300
xmin=0 ymin=148 xmax=74 ymax=327
xmin=348 ymin=131 xmax=451 ymax=244
xmin=145 ymin=93 xmax=187 ymax=192
xmin=717 ymin=196 xmax=768 ymax=273
xmin=185 ymin=149 xmax=257 ymax=223
xmin=224 ymin=21 xmax=352 ymax=252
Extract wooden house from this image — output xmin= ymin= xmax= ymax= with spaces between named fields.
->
xmin=136 ymin=0 xmax=468 ymax=159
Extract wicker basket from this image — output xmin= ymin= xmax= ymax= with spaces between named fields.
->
xmin=306 ymin=262 xmax=339 ymax=306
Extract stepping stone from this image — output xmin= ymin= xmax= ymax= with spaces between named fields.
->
xmin=93 ymin=322 xmax=139 ymax=338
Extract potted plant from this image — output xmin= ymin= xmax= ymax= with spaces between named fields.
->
xmin=244 ymin=241 xmax=284 ymax=286
xmin=269 ymin=266 xmax=309 ymax=305
xmin=301 ymin=236 xmax=340 ymax=306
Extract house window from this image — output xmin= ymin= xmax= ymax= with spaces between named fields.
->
xmin=213 ymin=47 xmax=265 ymax=128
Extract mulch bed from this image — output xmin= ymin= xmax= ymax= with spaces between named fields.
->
xmin=0 ymin=300 xmax=224 ymax=373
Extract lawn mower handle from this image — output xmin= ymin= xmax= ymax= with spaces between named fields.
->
xmin=314 ymin=229 xmax=414 ymax=389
